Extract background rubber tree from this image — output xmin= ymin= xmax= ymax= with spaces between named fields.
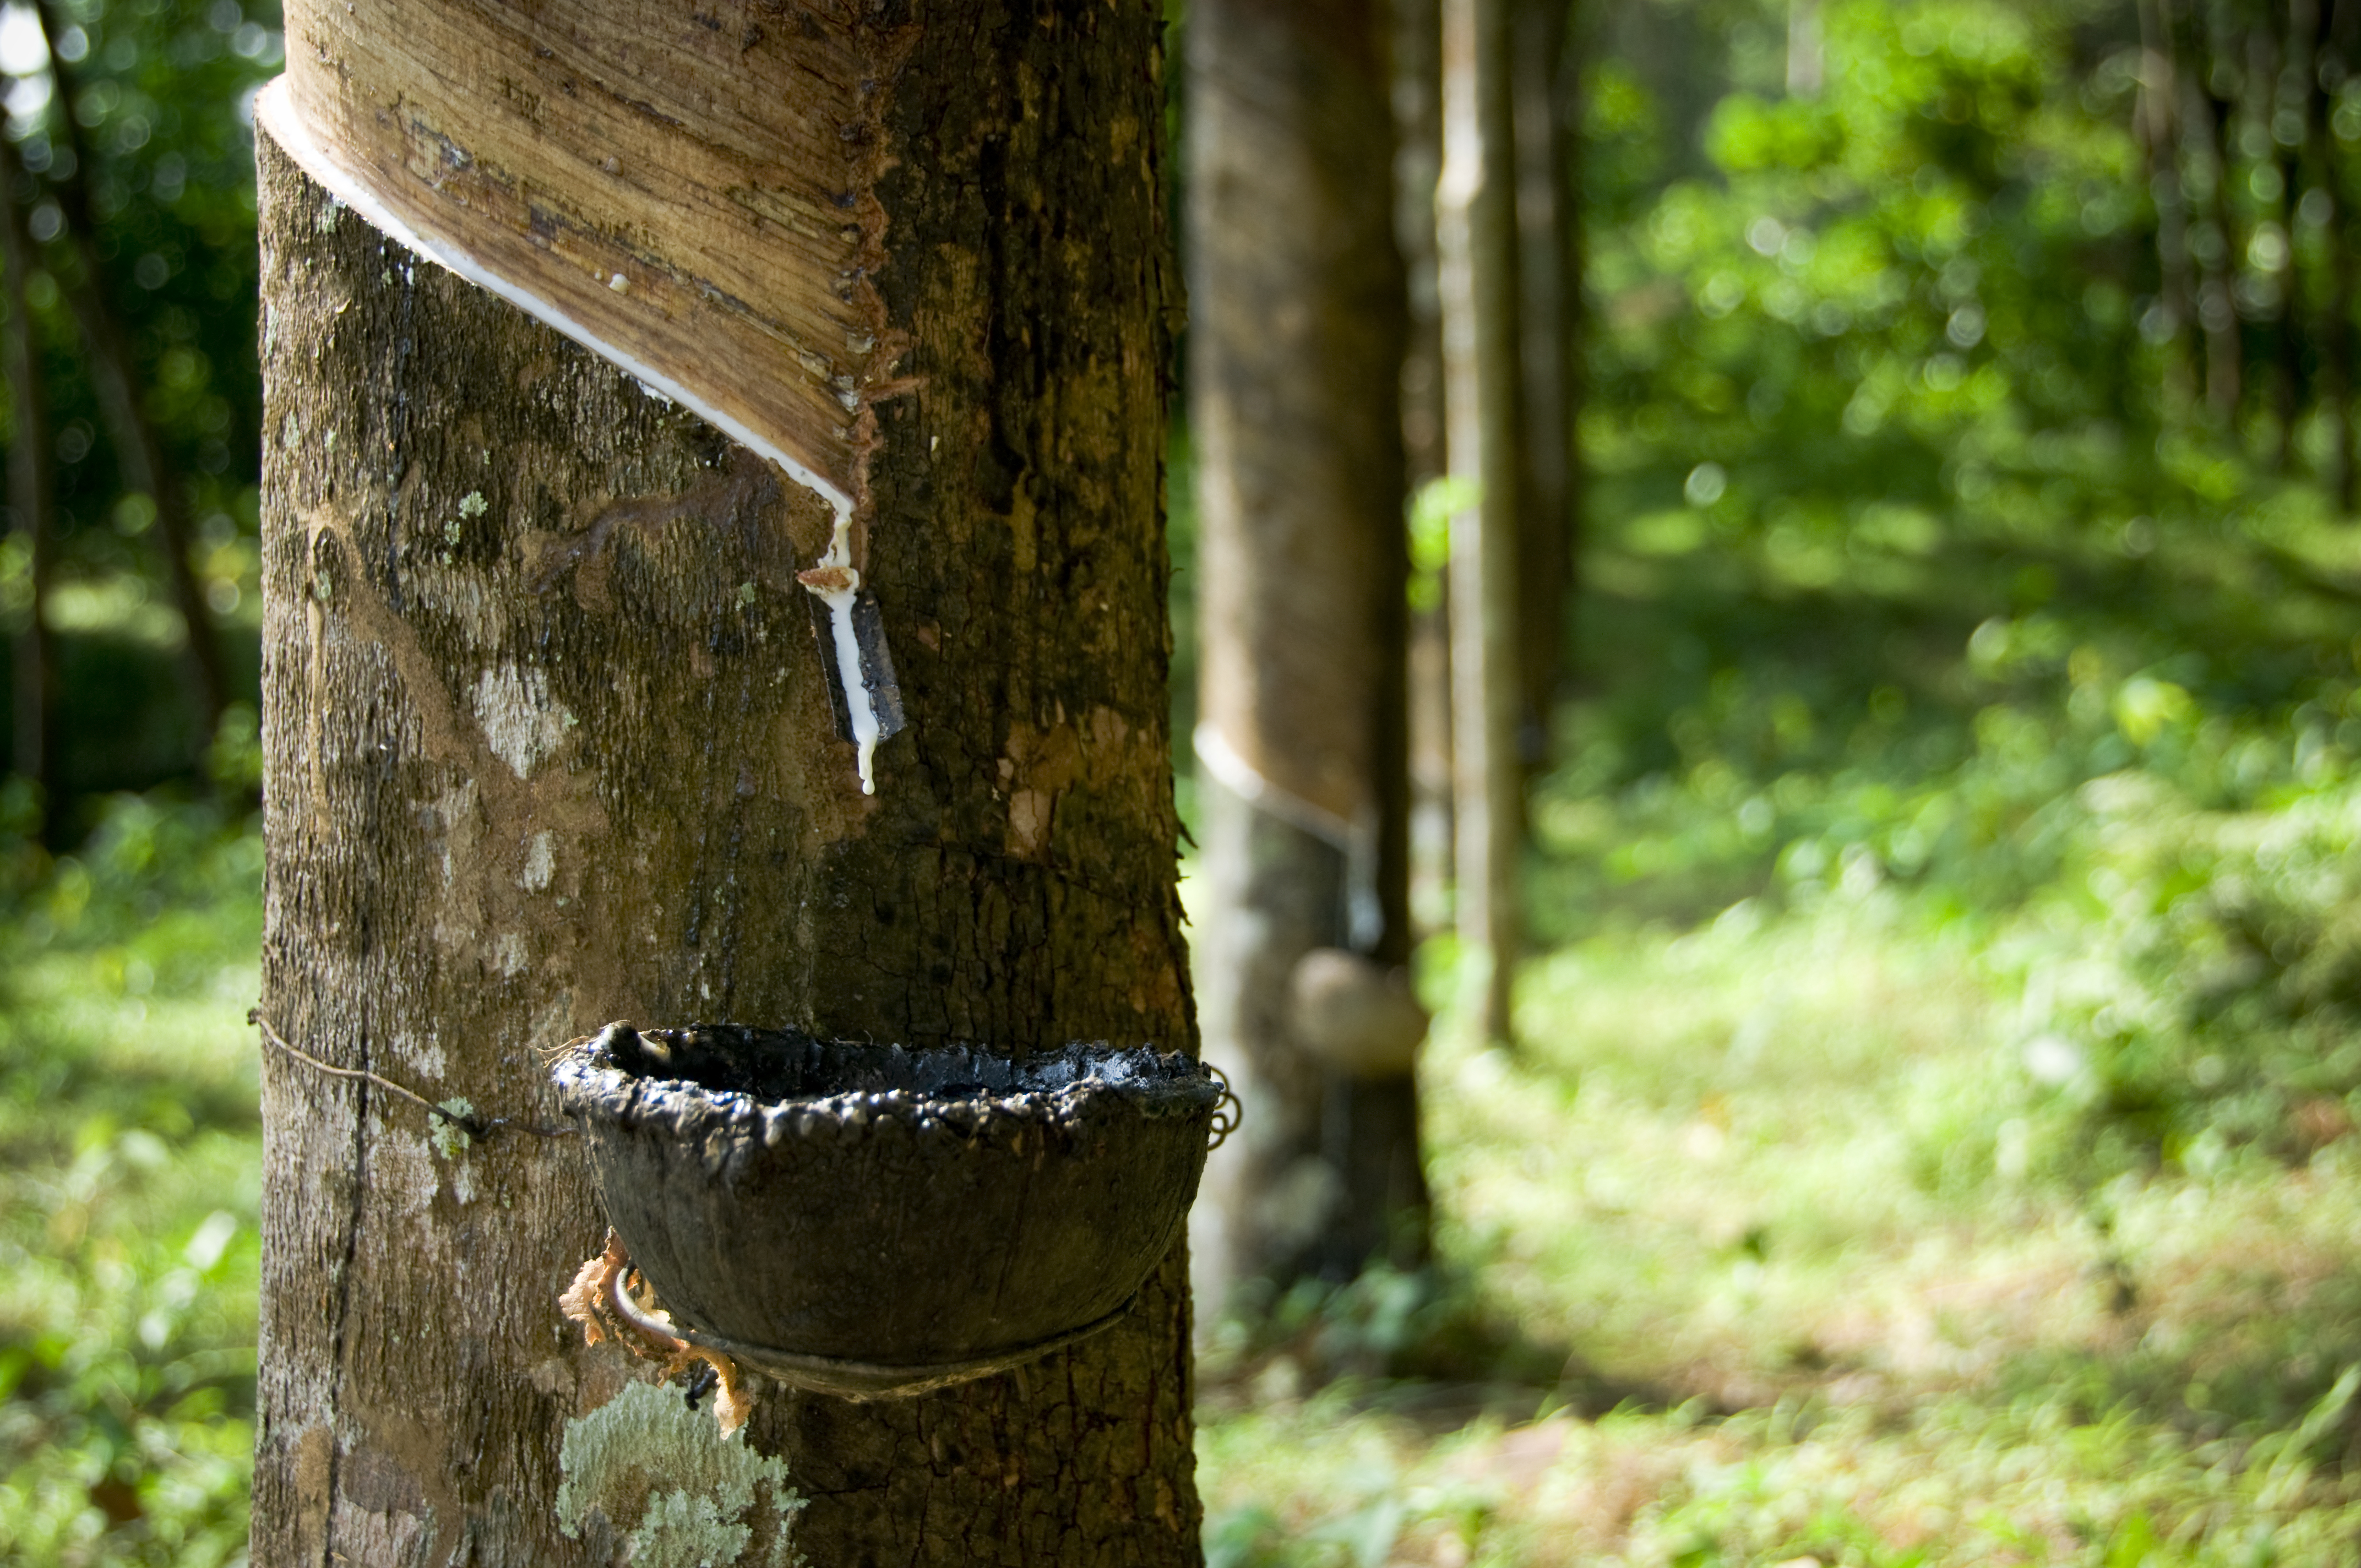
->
xmin=251 ymin=3 xmax=1204 ymax=1563
xmin=1396 ymin=0 xmax=1579 ymax=1014
xmin=1187 ymin=0 xmax=1432 ymax=1314
xmin=1438 ymin=0 xmax=1528 ymax=1046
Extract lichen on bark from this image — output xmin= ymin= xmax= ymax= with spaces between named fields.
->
xmin=556 ymin=1381 xmax=802 ymax=1568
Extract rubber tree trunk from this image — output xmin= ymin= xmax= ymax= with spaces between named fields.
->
xmin=1438 ymin=0 xmax=1523 ymax=1047
xmin=1393 ymin=0 xmax=1456 ymax=939
xmin=2 ymin=132 xmax=56 ymax=821
xmin=1509 ymin=0 xmax=1573 ymax=780
xmin=1187 ymin=0 xmax=1428 ymax=1311
xmin=251 ymin=6 xmax=1204 ymax=1563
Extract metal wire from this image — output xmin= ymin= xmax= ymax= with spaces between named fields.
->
xmin=250 ymin=1009 xmax=574 ymax=1142
xmin=1204 ymin=1060 xmax=1242 ymax=1151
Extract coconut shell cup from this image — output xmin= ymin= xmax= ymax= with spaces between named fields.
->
xmin=549 ymin=1023 xmax=1223 ymax=1397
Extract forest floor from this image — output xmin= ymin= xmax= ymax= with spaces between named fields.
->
xmin=5 ymin=790 xmax=2361 ymax=1564
xmin=1193 ymin=898 xmax=2361 ymax=1566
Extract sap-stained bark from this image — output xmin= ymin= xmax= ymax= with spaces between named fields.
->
xmin=253 ymin=4 xmax=1199 ymax=1565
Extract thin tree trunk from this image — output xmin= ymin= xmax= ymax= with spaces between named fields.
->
xmin=2330 ymin=0 xmax=2359 ymax=508
xmin=252 ymin=4 xmax=1202 ymax=1562
xmin=30 ymin=0 xmax=226 ymax=744
xmin=1 ymin=134 xmax=56 ymax=825
xmin=2141 ymin=0 xmax=2200 ymax=415
xmin=1188 ymin=0 xmax=1427 ymax=1310
xmin=2277 ymin=1 xmax=2314 ymax=467
xmin=2184 ymin=1 xmax=2246 ymax=420
xmin=2308 ymin=0 xmax=2352 ymax=503
xmin=1439 ymin=0 xmax=1522 ymax=1046
xmin=1392 ymin=0 xmax=1456 ymax=939
xmin=1509 ymin=0 xmax=1571 ymax=780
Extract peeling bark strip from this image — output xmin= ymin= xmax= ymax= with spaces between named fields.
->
xmin=254 ymin=2 xmax=1199 ymax=1562
xmin=268 ymin=1 xmax=906 ymax=513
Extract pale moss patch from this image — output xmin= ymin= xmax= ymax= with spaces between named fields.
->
xmin=556 ymin=1380 xmax=803 ymax=1568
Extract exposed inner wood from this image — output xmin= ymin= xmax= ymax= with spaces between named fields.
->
xmin=274 ymin=0 xmax=899 ymax=515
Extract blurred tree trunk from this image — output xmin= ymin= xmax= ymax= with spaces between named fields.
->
xmin=32 ymin=0 xmax=226 ymax=747
xmin=1189 ymin=0 xmax=1428 ymax=1311
xmin=2 ymin=134 xmax=56 ymax=825
xmin=2325 ymin=0 xmax=2359 ymax=509
xmin=2183 ymin=0 xmax=2245 ymax=421
xmin=1509 ymin=0 xmax=1573 ymax=782
xmin=2275 ymin=3 xmax=2312 ymax=467
xmin=251 ymin=4 xmax=1203 ymax=1563
xmin=2306 ymin=0 xmax=2353 ymax=505
xmin=1439 ymin=0 xmax=1522 ymax=1046
xmin=1395 ymin=0 xmax=1456 ymax=939
xmin=2140 ymin=0 xmax=2200 ymax=415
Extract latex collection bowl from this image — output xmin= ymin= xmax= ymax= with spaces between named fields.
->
xmin=548 ymin=1023 xmax=1221 ymax=1397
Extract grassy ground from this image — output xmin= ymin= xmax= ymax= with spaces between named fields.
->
xmin=0 ymin=796 xmax=261 ymax=1566
xmin=1196 ymin=896 xmax=2361 ymax=1566
xmin=14 ymin=497 xmax=2361 ymax=1562
xmin=10 ymin=790 xmax=2361 ymax=1564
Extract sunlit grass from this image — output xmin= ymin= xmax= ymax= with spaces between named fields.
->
xmin=0 ymin=800 xmax=260 ymax=1568
xmin=1199 ymin=888 xmax=2361 ymax=1566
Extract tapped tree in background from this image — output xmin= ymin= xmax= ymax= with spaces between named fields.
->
xmin=1189 ymin=0 xmax=1432 ymax=1312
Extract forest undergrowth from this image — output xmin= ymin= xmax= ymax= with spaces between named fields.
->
xmin=15 ymin=0 xmax=2361 ymax=1560
xmin=13 ymin=516 xmax=2361 ymax=1567
xmin=1189 ymin=482 xmax=2361 ymax=1566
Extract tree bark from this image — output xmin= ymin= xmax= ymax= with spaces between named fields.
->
xmin=1438 ymin=0 xmax=1522 ymax=1046
xmin=2184 ymin=9 xmax=2245 ymax=422
xmin=1392 ymin=0 xmax=1456 ymax=939
xmin=2305 ymin=0 xmax=2352 ymax=504
xmin=1509 ymin=0 xmax=1573 ymax=778
xmin=2327 ymin=0 xmax=2359 ymax=509
xmin=2275 ymin=1 xmax=2313 ymax=467
xmin=252 ymin=4 xmax=1202 ymax=1564
xmin=30 ymin=0 xmax=228 ymax=745
xmin=1187 ymin=0 xmax=1427 ymax=1309
xmin=2 ymin=134 xmax=56 ymax=823
xmin=2139 ymin=0 xmax=2200 ymax=415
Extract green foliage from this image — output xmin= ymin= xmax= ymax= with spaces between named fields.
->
xmin=0 ymin=793 xmax=261 ymax=1566
xmin=1201 ymin=4 xmax=2361 ymax=1556
xmin=1 ymin=0 xmax=280 ymax=807
xmin=1551 ymin=0 xmax=2361 ymax=1182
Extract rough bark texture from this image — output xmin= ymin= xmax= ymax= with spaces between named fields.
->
xmin=253 ymin=4 xmax=1203 ymax=1564
xmin=1439 ymin=0 xmax=1523 ymax=1046
xmin=1187 ymin=0 xmax=1426 ymax=1306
